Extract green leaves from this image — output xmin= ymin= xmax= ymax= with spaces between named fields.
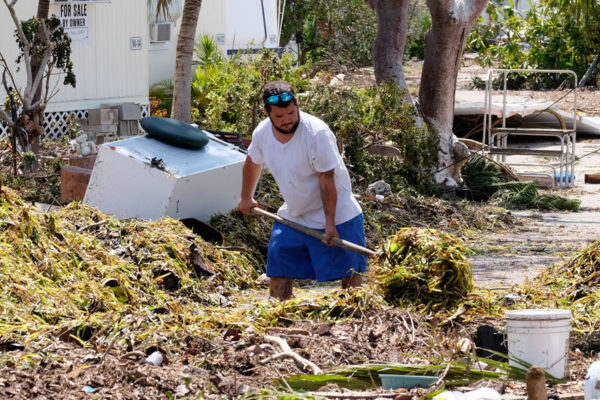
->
xmin=371 ymin=228 xmax=473 ymax=311
xmin=15 ymin=16 xmax=76 ymax=88
xmin=190 ymin=48 xmax=309 ymax=134
xmin=468 ymin=1 xmax=600 ymax=87
xmin=302 ymin=81 xmax=438 ymax=193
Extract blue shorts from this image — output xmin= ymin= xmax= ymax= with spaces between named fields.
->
xmin=266 ymin=213 xmax=367 ymax=282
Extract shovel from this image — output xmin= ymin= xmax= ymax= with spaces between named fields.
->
xmin=251 ymin=207 xmax=375 ymax=257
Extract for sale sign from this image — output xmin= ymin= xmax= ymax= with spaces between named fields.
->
xmin=55 ymin=3 xmax=90 ymax=41
xmin=51 ymin=1 xmax=110 ymax=3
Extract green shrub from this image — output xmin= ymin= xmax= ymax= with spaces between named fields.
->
xmin=190 ymin=49 xmax=310 ymax=134
xmin=281 ymin=0 xmax=377 ymax=68
xmin=302 ymin=81 xmax=439 ymax=192
xmin=468 ymin=0 xmax=600 ymax=88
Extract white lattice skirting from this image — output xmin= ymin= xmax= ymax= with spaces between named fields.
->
xmin=0 ymin=103 xmax=150 ymax=140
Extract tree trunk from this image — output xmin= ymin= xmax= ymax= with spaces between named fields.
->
xmin=37 ymin=0 xmax=50 ymax=18
xmin=419 ymin=0 xmax=487 ymax=188
xmin=369 ymin=0 xmax=421 ymax=123
xmin=171 ymin=0 xmax=202 ymax=123
xmin=371 ymin=0 xmax=409 ymax=88
xmin=579 ymin=52 xmax=599 ymax=87
xmin=29 ymin=0 xmax=51 ymax=158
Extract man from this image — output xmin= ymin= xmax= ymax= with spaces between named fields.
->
xmin=238 ymin=81 xmax=367 ymax=300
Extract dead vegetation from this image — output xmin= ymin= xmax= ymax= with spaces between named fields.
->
xmin=0 ymin=182 xmax=597 ymax=398
xmin=0 ymin=82 xmax=598 ymax=397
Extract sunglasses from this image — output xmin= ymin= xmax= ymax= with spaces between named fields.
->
xmin=266 ymin=92 xmax=295 ymax=105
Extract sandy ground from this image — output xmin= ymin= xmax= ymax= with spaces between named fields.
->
xmin=465 ymin=131 xmax=600 ymax=289
xmin=448 ymin=59 xmax=600 ymax=289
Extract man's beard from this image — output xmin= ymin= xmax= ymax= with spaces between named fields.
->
xmin=270 ymin=114 xmax=300 ymax=134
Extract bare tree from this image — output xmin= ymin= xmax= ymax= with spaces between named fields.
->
xmin=0 ymin=0 xmax=75 ymax=174
xmin=37 ymin=0 xmax=49 ymax=18
xmin=30 ymin=0 xmax=51 ymax=154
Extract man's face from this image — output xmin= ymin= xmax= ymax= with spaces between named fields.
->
xmin=266 ymin=102 xmax=299 ymax=134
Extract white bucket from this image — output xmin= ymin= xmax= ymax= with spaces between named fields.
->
xmin=505 ymin=309 xmax=572 ymax=379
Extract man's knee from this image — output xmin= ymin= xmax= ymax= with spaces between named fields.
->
xmin=269 ymin=277 xmax=294 ymax=300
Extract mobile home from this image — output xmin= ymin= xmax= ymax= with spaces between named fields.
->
xmin=0 ymin=0 xmax=150 ymax=138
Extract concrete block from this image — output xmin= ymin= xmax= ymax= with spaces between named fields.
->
xmin=116 ymin=103 xmax=141 ymax=121
xmin=118 ymin=120 xmax=140 ymax=136
xmin=101 ymin=103 xmax=141 ymax=121
xmin=88 ymin=108 xmax=118 ymax=125
xmin=61 ymin=165 xmax=92 ymax=203
xmin=69 ymin=154 xmax=97 ymax=170
xmin=118 ymin=121 xmax=131 ymax=136
xmin=85 ymin=124 xmax=118 ymax=135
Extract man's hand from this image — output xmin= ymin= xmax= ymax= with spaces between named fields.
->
xmin=238 ymin=197 xmax=258 ymax=215
xmin=322 ymin=222 xmax=339 ymax=246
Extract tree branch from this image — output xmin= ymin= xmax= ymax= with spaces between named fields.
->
xmin=4 ymin=0 xmax=34 ymax=92
xmin=0 ymin=109 xmax=13 ymax=127
xmin=0 ymin=52 xmax=23 ymax=104
xmin=260 ymin=335 xmax=322 ymax=374
xmin=0 ymin=70 xmax=15 ymax=127
xmin=26 ymin=22 xmax=54 ymax=107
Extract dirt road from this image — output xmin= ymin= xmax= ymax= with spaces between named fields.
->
xmin=469 ymin=210 xmax=600 ymax=288
xmin=468 ymin=138 xmax=600 ymax=288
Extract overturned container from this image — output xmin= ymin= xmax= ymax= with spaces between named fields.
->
xmin=505 ymin=309 xmax=572 ymax=379
xmin=83 ymin=133 xmax=246 ymax=221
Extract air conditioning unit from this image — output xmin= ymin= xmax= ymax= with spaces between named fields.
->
xmin=149 ymin=23 xmax=171 ymax=42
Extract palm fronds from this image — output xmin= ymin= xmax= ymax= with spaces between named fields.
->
xmin=282 ymin=356 xmax=565 ymax=392
xmin=490 ymin=182 xmax=580 ymax=211
xmin=461 ymin=154 xmax=505 ymax=200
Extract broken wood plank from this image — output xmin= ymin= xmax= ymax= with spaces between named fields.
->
xmin=585 ymin=174 xmax=600 ymax=184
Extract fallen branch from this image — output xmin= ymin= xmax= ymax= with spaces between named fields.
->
xmin=307 ymin=391 xmax=397 ymax=399
xmin=265 ymin=327 xmax=310 ymax=336
xmin=260 ymin=335 xmax=322 ymax=374
xmin=77 ymin=219 xmax=109 ymax=233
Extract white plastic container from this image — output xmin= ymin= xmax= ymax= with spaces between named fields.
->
xmin=432 ymin=388 xmax=501 ymax=400
xmin=505 ymin=309 xmax=572 ymax=379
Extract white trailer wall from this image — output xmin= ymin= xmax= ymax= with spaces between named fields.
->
xmin=148 ymin=0 xmax=282 ymax=85
xmin=222 ymin=0 xmax=279 ymax=53
xmin=0 ymin=0 xmax=149 ymax=113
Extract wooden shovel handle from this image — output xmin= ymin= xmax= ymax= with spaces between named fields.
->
xmin=251 ymin=207 xmax=375 ymax=258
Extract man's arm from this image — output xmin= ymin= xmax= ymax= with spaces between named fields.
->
xmin=318 ymin=169 xmax=338 ymax=246
xmin=238 ymin=155 xmax=262 ymax=215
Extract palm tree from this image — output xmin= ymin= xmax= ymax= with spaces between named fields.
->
xmin=153 ymin=0 xmax=203 ymax=123
xmin=171 ymin=0 xmax=202 ymax=122
xmin=37 ymin=0 xmax=49 ymax=18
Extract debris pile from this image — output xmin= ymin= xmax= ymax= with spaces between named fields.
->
xmin=0 ymin=187 xmax=259 ymax=353
xmin=371 ymin=228 xmax=473 ymax=310
xmin=519 ymin=239 xmax=600 ymax=350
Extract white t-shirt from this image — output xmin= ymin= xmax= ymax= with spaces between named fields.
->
xmin=248 ymin=111 xmax=362 ymax=229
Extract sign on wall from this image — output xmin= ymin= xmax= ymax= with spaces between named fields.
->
xmin=55 ymin=3 xmax=90 ymax=41
xmin=51 ymin=1 xmax=110 ymax=3
xmin=130 ymin=37 xmax=143 ymax=51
